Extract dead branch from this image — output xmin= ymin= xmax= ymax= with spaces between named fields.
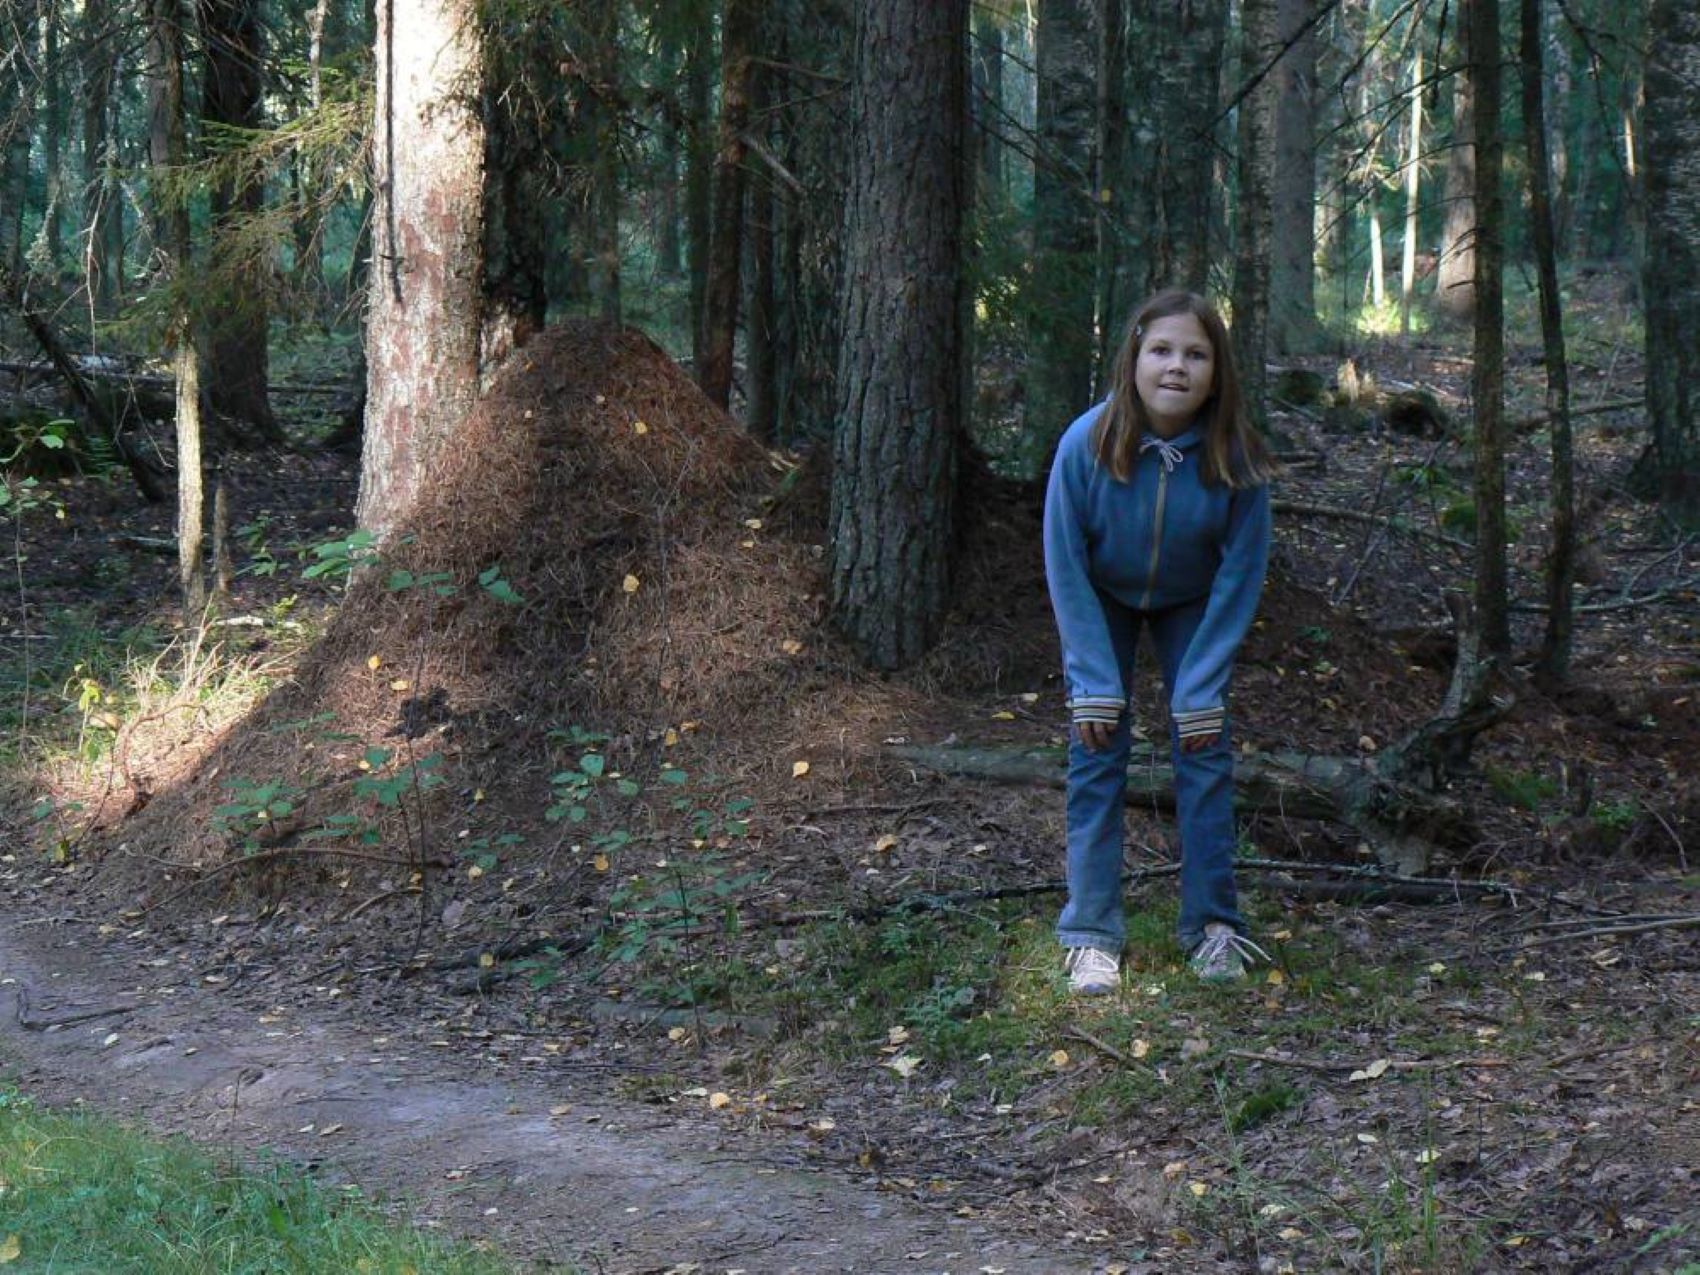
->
xmin=1273 ymin=498 xmax=1472 ymax=552
xmin=1225 ymin=1049 xmax=1511 ymax=1073
xmin=1064 ymin=1025 xmax=1144 ymax=1068
xmin=1511 ymin=396 xmax=1641 ymax=433
xmin=1507 ymin=913 xmax=1700 ymax=952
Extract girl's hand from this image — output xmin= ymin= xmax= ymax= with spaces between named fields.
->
xmin=1077 ymin=720 xmax=1118 ymax=752
xmin=1180 ymin=732 xmax=1220 ymax=754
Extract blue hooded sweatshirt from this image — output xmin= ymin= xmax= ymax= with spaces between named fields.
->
xmin=1043 ymin=402 xmax=1272 ymax=740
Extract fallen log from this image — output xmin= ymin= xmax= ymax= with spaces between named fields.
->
xmin=888 ymin=741 xmax=1473 ymax=876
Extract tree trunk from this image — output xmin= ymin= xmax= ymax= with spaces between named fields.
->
xmin=1232 ymin=0 xmax=1277 ymax=429
xmin=1470 ymin=0 xmax=1510 ymax=651
xmin=199 ymin=0 xmax=281 ymax=442
xmin=1095 ymin=0 xmax=1130 ymax=381
xmin=1524 ymin=0 xmax=1574 ymax=684
xmin=1269 ymin=0 xmax=1320 ymax=354
xmin=1028 ymin=0 xmax=1098 ymax=462
xmin=685 ymin=12 xmax=715 ymax=375
xmin=1122 ymin=0 xmax=1228 ymax=297
xmin=1640 ymin=0 xmax=1700 ymax=523
xmin=147 ymin=0 xmax=206 ymax=615
xmin=1399 ymin=48 xmax=1423 ymax=335
xmin=1437 ymin=0 xmax=1476 ymax=321
xmin=357 ymin=0 xmax=486 ymax=542
xmin=830 ymin=0 xmax=967 ymax=670
xmin=585 ymin=1 xmax=622 ymax=322
xmin=43 ymin=6 xmax=64 ymax=270
xmin=698 ymin=0 xmax=759 ymax=409
xmin=80 ymin=0 xmax=120 ymax=312
xmin=745 ymin=32 xmax=778 ymax=445
xmin=973 ymin=11 xmax=1005 ymax=203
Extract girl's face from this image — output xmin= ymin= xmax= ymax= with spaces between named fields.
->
xmin=1133 ymin=312 xmax=1215 ymax=437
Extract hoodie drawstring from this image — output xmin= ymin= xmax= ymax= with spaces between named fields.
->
xmin=1141 ymin=435 xmax=1184 ymax=473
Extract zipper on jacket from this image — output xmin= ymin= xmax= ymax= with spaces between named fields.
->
xmin=1138 ymin=465 xmax=1169 ymax=610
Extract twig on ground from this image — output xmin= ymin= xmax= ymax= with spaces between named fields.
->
xmin=1225 ymin=1049 xmax=1510 ymax=1073
xmin=1273 ymin=498 xmax=1472 ymax=551
xmin=1546 ymin=1038 xmax=1653 ymax=1070
xmin=1063 ymin=1025 xmax=1144 ymax=1068
xmin=1504 ymin=913 xmax=1700 ymax=952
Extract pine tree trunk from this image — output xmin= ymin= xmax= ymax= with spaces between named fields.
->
xmin=698 ymin=0 xmax=759 ymax=409
xmin=1470 ymin=0 xmax=1509 ymax=651
xmin=1233 ymin=0 xmax=1276 ymax=428
xmin=200 ymin=0 xmax=280 ymax=442
xmin=1640 ymin=0 xmax=1700 ymax=523
xmin=685 ymin=17 xmax=715 ymax=375
xmin=973 ymin=12 xmax=1005 ymax=202
xmin=43 ymin=8 xmax=64 ymax=270
xmin=147 ymin=0 xmax=206 ymax=615
xmin=745 ymin=39 xmax=778 ymax=445
xmin=80 ymin=0 xmax=119 ymax=311
xmin=1095 ymin=0 xmax=1129 ymax=379
xmin=831 ymin=0 xmax=967 ymax=670
xmin=357 ymin=0 xmax=486 ymax=542
xmin=1123 ymin=0 xmax=1228 ymax=297
xmin=586 ymin=2 xmax=622 ymax=322
xmin=1269 ymin=0 xmax=1320 ymax=354
xmin=1524 ymin=0 xmax=1573 ymax=682
xmin=1437 ymin=0 xmax=1477 ymax=321
xmin=1399 ymin=49 xmax=1423 ymax=335
xmin=1029 ymin=0 xmax=1098 ymax=462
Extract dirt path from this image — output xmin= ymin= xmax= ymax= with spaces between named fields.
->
xmin=0 ymin=917 xmax=1074 ymax=1275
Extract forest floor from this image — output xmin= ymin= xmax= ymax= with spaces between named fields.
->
xmin=1 ymin=286 xmax=1698 ymax=1274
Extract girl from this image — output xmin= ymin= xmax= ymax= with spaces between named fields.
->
xmin=1042 ymin=289 xmax=1276 ymax=993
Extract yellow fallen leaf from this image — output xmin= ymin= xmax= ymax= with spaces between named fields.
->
xmin=592 ymin=854 xmax=610 ymax=872
xmin=780 ymin=639 xmax=803 ymax=655
xmin=884 ymin=1053 xmax=922 ymax=1078
xmin=1272 ymin=929 xmax=1293 ymax=941
xmin=990 ymin=711 xmax=1016 ymax=721
xmin=1266 ymin=968 xmax=1285 ymax=985
xmin=1363 ymin=1057 xmax=1390 ymax=1079
xmin=1428 ymin=962 xmax=1447 ymax=975
xmin=887 ymin=1025 xmax=911 ymax=1045
xmin=1415 ymin=1148 xmax=1439 ymax=1164
xmin=1162 ymin=1160 xmax=1188 ymax=1179
xmin=1049 ymin=1049 xmax=1070 ymax=1069
xmin=389 ymin=678 xmax=411 ymax=691
xmin=319 ymin=1123 xmax=344 ymax=1137
xmin=667 ymin=1027 xmax=686 ymax=1042
xmin=0 ymin=1234 xmax=19 ymax=1264
xmin=1279 ymin=1226 xmax=1305 ymax=1240
xmin=367 ymin=655 xmax=382 ymax=671
xmin=633 ymin=420 xmax=648 ymax=435
xmin=466 ymin=864 xmax=483 ymax=880
xmin=663 ymin=728 xmax=679 ymax=746
xmin=791 ymin=760 xmax=810 ymax=778
xmin=873 ymin=833 xmax=898 ymax=853
xmin=744 ymin=518 xmax=763 ymax=530
xmin=549 ymin=1104 xmax=572 ymax=1117
xmin=622 ymin=574 xmax=641 ymax=594
xmin=708 ymin=1092 xmax=732 ymax=1110
xmin=1131 ymin=1039 xmax=1151 ymax=1059
xmin=478 ymin=953 xmax=495 ymax=968
xmin=1189 ymin=1181 xmax=1208 ymax=1197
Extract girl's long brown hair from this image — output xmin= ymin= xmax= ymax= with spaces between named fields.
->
xmin=1089 ymin=289 xmax=1277 ymax=489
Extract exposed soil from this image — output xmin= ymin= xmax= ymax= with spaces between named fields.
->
xmin=3 ymin=299 xmax=1699 ymax=1273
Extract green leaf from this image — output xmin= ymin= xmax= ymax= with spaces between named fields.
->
xmin=579 ymin=753 xmax=606 ymax=778
xmin=660 ymin=768 xmax=688 ymax=785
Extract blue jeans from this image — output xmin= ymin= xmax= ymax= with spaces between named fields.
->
xmin=1056 ymin=597 xmax=1245 ymax=956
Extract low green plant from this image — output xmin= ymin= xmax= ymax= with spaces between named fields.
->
xmin=213 ymin=777 xmax=305 ymax=854
xmin=0 ymin=1087 xmax=519 ymax=1272
xmin=1487 ymin=766 xmax=1559 ymax=811
xmin=1591 ymin=796 xmax=1639 ymax=831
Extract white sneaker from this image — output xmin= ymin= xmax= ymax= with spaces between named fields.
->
xmin=1064 ymin=946 xmax=1120 ymax=995
xmin=1189 ymin=923 xmax=1271 ymax=982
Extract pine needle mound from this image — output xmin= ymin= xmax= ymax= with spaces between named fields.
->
xmin=103 ymin=321 xmax=882 ymax=879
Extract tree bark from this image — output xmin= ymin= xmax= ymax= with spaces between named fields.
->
xmin=1470 ymin=0 xmax=1510 ymax=652
xmin=973 ymin=11 xmax=1005 ymax=204
xmin=1122 ymin=0 xmax=1228 ymax=297
xmin=685 ymin=8 xmax=716 ymax=377
xmin=42 ymin=5 xmax=64 ymax=270
xmin=1640 ymin=0 xmax=1700 ymax=524
xmin=1232 ymin=0 xmax=1277 ymax=429
xmin=199 ymin=0 xmax=281 ymax=442
xmin=830 ymin=0 xmax=967 ymax=670
xmin=745 ymin=29 xmax=778 ymax=445
xmin=1523 ymin=0 xmax=1574 ymax=684
xmin=698 ymin=0 xmax=760 ymax=409
xmin=357 ymin=0 xmax=486 ymax=542
xmin=80 ymin=0 xmax=121 ymax=312
xmin=1269 ymin=0 xmax=1321 ymax=354
xmin=1028 ymin=0 xmax=1098 ymax=462
xmin=1399 ymin=48 xmax=1424 ymax=335
xmin=1437 ymin=0 xmax=1476 ymax=321
xmin=147 ymin=0 xmax=207 ymax=615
